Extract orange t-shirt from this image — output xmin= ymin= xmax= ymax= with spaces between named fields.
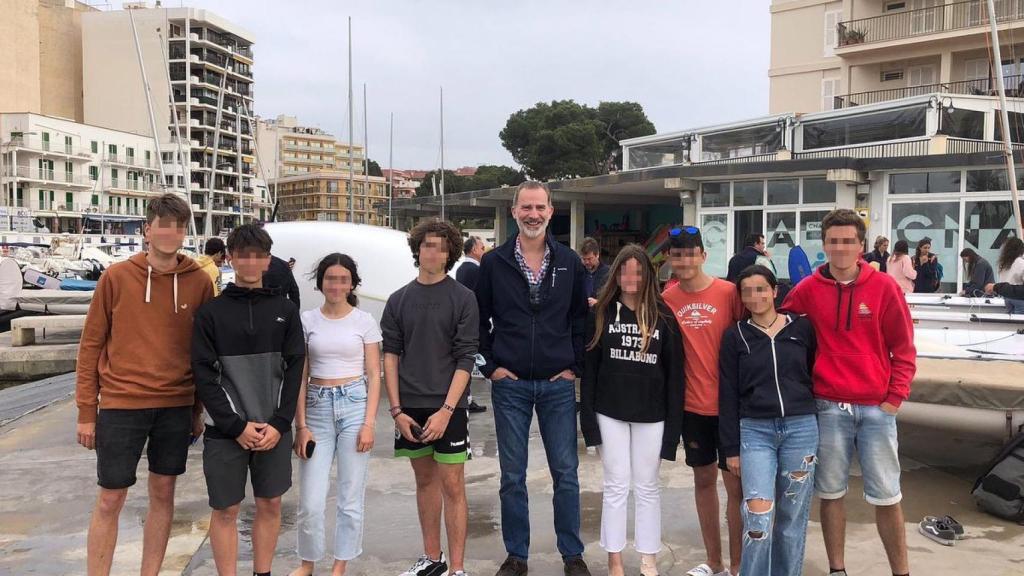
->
xmin=661 ymin=278 xmax=744 ymax=416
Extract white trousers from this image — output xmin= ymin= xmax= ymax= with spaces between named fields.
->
xmin=597 ymin=414 xmax=664 ymax=554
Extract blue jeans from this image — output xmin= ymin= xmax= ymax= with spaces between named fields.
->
xmin=1006 ymin=298 xmax=1024 ymax=314
xmin=739 ymin=415 xmax=818 ymax=576
xmin=491 ymin=377 xmax=584 ymax=561
xmin=815 ymin=399 xmax=902 ymax=506
xmin=296 ymin=379 xmax=370 ymax=562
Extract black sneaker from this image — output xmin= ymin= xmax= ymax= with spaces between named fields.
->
xmin=468 ymin=400 xmax=487 ymax=413
xmin=495 ymin=556 xmax=528 ymax=576
xmin=563 ymin=557 xmax=591 ymax=576
xmin=399 ymin=552 xmax=448 ymax=576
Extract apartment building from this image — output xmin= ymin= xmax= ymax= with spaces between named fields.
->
xmin=381 ymin=169 xmax=421 ymax=199
xmin=0 ymin=0 xmax=94 ymax=123
xmin=771 ymin=0 xmax=1024 ymax=113
xmin=0 ymin=112 xmax=169 ymax=235
xmin=255 ymin=114 xmax=366 ymax=180
xmin=275 ymin=172 xmax=388 ymax=227
xmin=81 ymin=4 xmax=269 ymax=236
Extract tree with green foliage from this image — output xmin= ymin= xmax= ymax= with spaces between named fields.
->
xmin=366 ymin=159 xmax=383 ymax=177
xmin=499 ymin=99 xmax=656 ymax=180
xmin=468 ymin=164 xmax=526 ymax=190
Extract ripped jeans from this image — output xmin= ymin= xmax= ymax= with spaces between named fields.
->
xmin=738 ymin=414 xmax=818 ymax=576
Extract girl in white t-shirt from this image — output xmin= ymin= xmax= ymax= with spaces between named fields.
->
xmin=291 ymin=253 xmax=382 ymax=576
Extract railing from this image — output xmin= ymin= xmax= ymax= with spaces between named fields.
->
xmin=2 ymin=165 xmax=92 ymax=185
xmin=4 ymin=137 xmax=92 ymax=158
xmin=108 ymin=179 xmax=161 ymax=193
xmin=838 ymin=0 xmax=1024 ymax=47
xmin=794 ymin=138 xmax=930 ymax=159
xmin=834 ymin=74 xmax=1024 ymax=108
xmin=946 ymin=137 xmax=1024 ymax=154
xmin=696 ymin=152 xmax=780 ymax=165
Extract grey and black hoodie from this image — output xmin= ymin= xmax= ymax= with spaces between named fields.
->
xmin=192 ymin=284 xmax=306 ymax=439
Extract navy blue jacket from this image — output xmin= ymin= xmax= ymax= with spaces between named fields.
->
xmin=475 ymin=233 xmax=588 ymax=380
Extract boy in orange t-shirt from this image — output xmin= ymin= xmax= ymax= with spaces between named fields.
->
xmin=661 ymin=226 xmax=744 ymax=576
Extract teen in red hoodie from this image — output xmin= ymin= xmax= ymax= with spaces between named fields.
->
xmin=782 ymin=209 xmax=915 ymax=576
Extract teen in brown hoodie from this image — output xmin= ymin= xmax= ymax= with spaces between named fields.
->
xmin=75 ymin=194 xmax=214 ymax=576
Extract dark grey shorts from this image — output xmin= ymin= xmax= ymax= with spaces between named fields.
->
xmin=96 ymin=406 xmax=193 ymax=490
xmin=202 ymin=430 xmax=292 ymax=510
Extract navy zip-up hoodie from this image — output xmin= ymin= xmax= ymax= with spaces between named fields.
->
xmin=475 ymin=232 xmax=588 ymax=380
xmin=718 ymin=313 xmax=817 ymax=458
xmin=192 ymin=284 xmax=305 ymax=440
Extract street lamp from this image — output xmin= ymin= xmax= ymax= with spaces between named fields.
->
xmin=0 ymin=131 xmax=39 ymax=208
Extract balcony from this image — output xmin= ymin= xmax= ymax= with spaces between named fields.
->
xmin=105 ymin=154 xmax=156 ymax=169
xmin=108 ymin=178 xmax=161 ymax=194
xmin=838 ymin=0 xmax=1024 ymax=49
xmin=3 ymin=165 xmax=93 ymax=187
xmin=4 ymin=137 xmax=93 ymax=159
xmin=835 ymin=74 xmax=1024 ymax=108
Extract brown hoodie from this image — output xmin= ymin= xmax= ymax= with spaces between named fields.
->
xmin=76 ymin=252 xmax=216 ymax=423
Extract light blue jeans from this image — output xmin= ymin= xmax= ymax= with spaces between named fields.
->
xmin=296 ymin=379 xmax=370 ymax=562
xmin=738 ymin=415 xmax=818 ymax=576
xmin=815 ymin=399 xmax=902 ymax=506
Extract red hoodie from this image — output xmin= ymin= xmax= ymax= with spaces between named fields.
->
xmin=781 ymin=260 xmax=916 ymax=408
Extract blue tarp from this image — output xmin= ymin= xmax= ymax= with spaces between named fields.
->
xmin=60 ymin=279 xmax=98 ymax=291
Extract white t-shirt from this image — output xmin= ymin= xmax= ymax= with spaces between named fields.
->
xmin=1005 ymin=256 xmax=1024 ymax=285
xmin=301 ymin=307 xmax=383 ymax=379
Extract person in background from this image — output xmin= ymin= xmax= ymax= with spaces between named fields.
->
xmin=719 ymin=265 xmax=818 ymax=576
xmin=886 ymin=240 xmax=917 ymax=294
xmin=455 ymin=235 xmax=489 ymax=413
xmin=960 ymin=248 xmax=995 ymax=297
xmin=196 ymin=237 xmax=226 ymax=296
xmin=996 ymin=237 xmax=1024 ymax=313
xmin=264 ymin=254 xmax=302 ymax=307
xmin=580 ymin=237 xmax=610 ymax=307
xmin=581 ymin=244 xmax=684 ymax=576
xmin=913 ymin=237 xmax=941 ymax=293
xmin=727 ymin=233 xmax=768 ymax=284
xmin=864 ymin=235 xmax=890 ymax=274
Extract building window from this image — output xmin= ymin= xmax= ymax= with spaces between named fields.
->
xmin=802 ymin=178 xmax=837 ymax=203
xmin=966 ymin=168 xmax=1024 ymax=192
xmin=823 ymin=8 xmax=841 ymax=57
xmin=889 ymin=171 xmax=960 ymax=194
xmin=91 ymin=141 xmax=98 ymax=154
xmin=108 ymin=144 xmax=117 ymax=157
xmin=890 ymin=201 xmax=960 ymax=293
xmin=939 ymin=109 xmax=984 ymax=140
xmin=880 ymin=70 xmax=905 ymax=82
xmin=701 ymin=125 xmax=782 ymax=162
xmin=994 ymin=110 xmax=1024 ymax=143
xmin=767 ymin=180 xmax=799 ymax=205
xmin=821 ymin=78 xmax=840 ymax=111
xmin=802 ymin=106 xmax=927 ymax=150
xmin=89 ymin=166 xmax=99 ymax=180
xmin=701 ymin=182 xmax=730 ymax=207
xmin=733 ymin=181 xmax=764 ymax=206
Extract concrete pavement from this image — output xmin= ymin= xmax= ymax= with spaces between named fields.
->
xmin=1 ymin=382 xmax=1023 ymax=575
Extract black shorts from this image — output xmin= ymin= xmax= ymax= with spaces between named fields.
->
xmin=682 ymin=411 xmax=728 ymax=471
xmin=95 ymin=406 xmax=193 ymax=490
xmin=394 ymin=407 xmax=469 ymax=464
xmin=202 ymin=430 xmax=293 ymax=510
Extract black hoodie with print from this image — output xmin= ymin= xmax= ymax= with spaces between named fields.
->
xmin=192 ymin=284 xmax=305 ymax=439
xmin=580 ymin=300 xmax=684 ymax=461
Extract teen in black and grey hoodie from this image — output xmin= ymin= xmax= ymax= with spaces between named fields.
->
xmin=579 ymin=245 xmax=684 ymax=576
xmin=191 ymin=224 xmax=305 ymax=576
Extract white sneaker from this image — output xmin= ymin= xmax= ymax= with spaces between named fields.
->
xmin=399 ymin=552 xmax=449 ymax=576
xmin=686 ymin=565 xmax=731 ymax=576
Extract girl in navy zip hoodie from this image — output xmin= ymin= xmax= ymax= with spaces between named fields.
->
xmin=719 ymin=265 xmax=818 ymax=576
xmin=580 ymin=244 xmax=683 ymax=576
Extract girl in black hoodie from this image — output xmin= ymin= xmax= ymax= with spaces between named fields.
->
xmin=718 ymin=265 xmax=817 ymax=576
xmin=581 ymin=244 xmax=684 ymax=576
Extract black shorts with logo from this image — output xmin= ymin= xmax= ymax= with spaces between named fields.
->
xmin=682 ymin=411 xmax=729 ymax=471
xmin=394 ymin=407 xmax=470 ymax=464
xmin=95 ymin=406 xmax=193 ymax=490
xmin=202 ymin=430 xmax=293 ymax=510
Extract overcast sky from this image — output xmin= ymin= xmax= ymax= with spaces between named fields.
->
xmin=138 ymin=1 xmax=770 ymax=170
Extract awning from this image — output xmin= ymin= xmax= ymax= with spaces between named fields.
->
xmin=82 ymin=214 xmax=146 ymax=223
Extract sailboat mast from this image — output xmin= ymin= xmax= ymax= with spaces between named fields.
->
xmin=347 ymin=17 xmax=355 ymax=224
xmin=440 ymin=86 xmax=445 ymax=221
xmin=987 ymin=0 xmax=1024 ymax=239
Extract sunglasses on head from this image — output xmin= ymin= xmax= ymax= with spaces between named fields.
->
xmin=669 ymin=226 xmax=700 ymax=237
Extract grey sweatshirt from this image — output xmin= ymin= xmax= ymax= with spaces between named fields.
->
xmin=381 ymin=277 xmax=479 ymax=408
xmin=964 ymin=258 xmax=996 ymax=296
